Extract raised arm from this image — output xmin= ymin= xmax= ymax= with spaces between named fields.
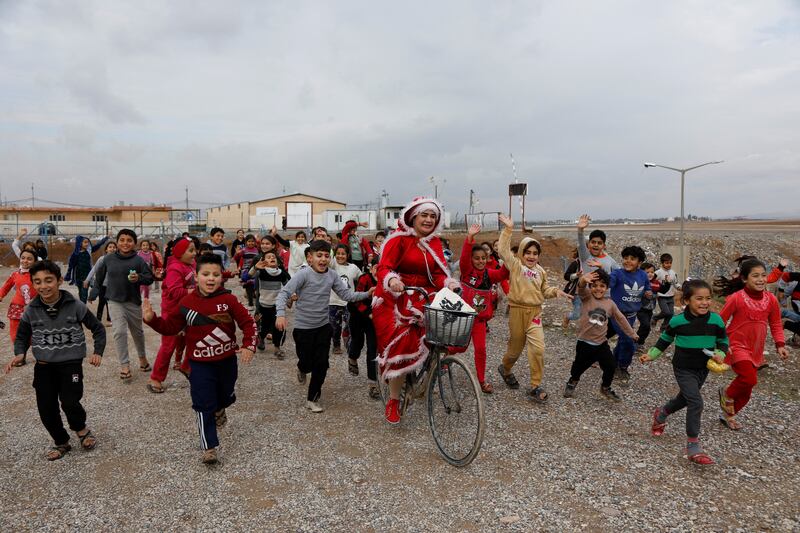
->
xmin=497 ymin=215 xmax=517 ymax=269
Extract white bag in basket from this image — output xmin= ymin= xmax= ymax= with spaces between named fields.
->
xmin=430 ymin=287 xmax=475 ymax=313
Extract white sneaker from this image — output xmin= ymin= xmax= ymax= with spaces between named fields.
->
xmin=306 ymin=400 xmax=324 ymax=413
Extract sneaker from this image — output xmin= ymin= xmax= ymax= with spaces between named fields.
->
xmin=618 ymin=368 xmax=631 ymax=387
xmin=563 ymin=380 xmax=577 ymax=398
xmin=368 ymin=384 xmax=381 ymax=400
xmin=600 ymin=386 xmax=622 ymax=402
xmin=275 ymin=347 xmax=285 ymax=360
xmin=257 ymin=339 xmax=266 ymax=352
xmin=202 ymin=448 xmax=218 ymax=465
xmin=306 ymin=400 xmax=324 ymax=413
xmin=297 ymin=369 xmax=306 ymax=384
xmin=385 ymin=398 xmax=401 ymax=425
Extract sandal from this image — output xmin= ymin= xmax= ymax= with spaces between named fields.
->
xmin=77 ymin=429 xmax=97 ymax=450
xmin=348 ymin=358 xmax=359 ymax=376
xmin=651 ymin=408 xmax=667 ymax=436
xmin=718 ymin=387 xmax=735 ymax=417
xmin=202 ymin=448 xmax=219 ymax=465
xmin=146 ymin=382 xmax=165 ymax=394
xmin=119 ymin=369 xmax=132 ymax=380
xmin=215 ymin=409 xmax=228 ymax=429
xmin=687 ymin=452 xmax=715 ymax=465
xmin=497 ymin=364 xmax=520 ymax=389
xmin=11 ymin=357 xmax=26 ymax=367
xmin=172 ymin=363 xmax=181 ymax=371
xmin=46 ymin=443 xmax=71 ymax=461
xmin=480 ymin=382 xmax=494 ymax=394
xmin=368 ymin=384 xmax=381 ymax=400
xmin=719 ymin=414 xmax=743 ymax=431
xmin=139 ymin=362 xmax=152 ymax=372
xmin=528 ymin=386 xmax=548 ymax=403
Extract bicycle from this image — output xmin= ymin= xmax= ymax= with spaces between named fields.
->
xmin=375 ymin=286 xmax=485 ymax=467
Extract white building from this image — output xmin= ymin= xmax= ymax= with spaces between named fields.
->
xmin=323 ymin=209 xmax=378 ymax=231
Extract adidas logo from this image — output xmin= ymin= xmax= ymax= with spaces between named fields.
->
xmin=622 ymin=281 xmax=644 ymax=302
xmin=193 ymin=327 xmax=236 ymax=358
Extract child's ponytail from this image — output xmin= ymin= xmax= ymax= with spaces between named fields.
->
xmin=714 ymin=257 xmax=766 ymax=296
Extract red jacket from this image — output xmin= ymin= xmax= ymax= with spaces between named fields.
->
xmin=720 ymin=287 xmax=785 ymax=367
xmin=145 ymin=289 xmax=257 ymax=362
xmin=768 ymin=266 xmax=800 ymax=301
xmin=352 ymin=273 xmax=377 ymax=315
xmin=459 ymin=237 xmax=508 ymax=320
xmin=160 ymin=257 xmax=196 ymax=317
xmin=0 ymin=269 xmax=36 ymax=318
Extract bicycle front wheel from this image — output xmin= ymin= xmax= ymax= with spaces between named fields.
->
xmin=427 ymin=354 xmax=485 ymax=467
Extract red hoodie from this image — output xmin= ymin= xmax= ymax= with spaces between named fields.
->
xmin=459 ymin=237 xmax=509 ymax=320
xmin=160 ymin=256 xmax=196 ymax=317
xmin=146 ymin=289 xmax=257 ymax=362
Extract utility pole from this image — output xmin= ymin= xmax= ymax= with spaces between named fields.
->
xmin=185 ymin=186 xmax=189 ymax=210
xmin=31 ymin=183 xmax=35 ymax=207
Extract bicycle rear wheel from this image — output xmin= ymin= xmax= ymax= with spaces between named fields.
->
xmin=427 ymin=354 xmax=485 ymax=467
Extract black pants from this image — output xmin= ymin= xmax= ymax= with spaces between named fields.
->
xmin=570 ymin=341 xmax=616 ymax=388
xmin=348 ymin=309 xmax=377 ymax=381
xmin=653 ymin=296 xmax=674 ymax=332
xmin=97 ymin=286 xmax=110 ymax=321
xmin=664 ymin=367 xmax=709 ymax=439
xmin=33 ymin=360 xmax=87 ymax=445
xmin=256 ymin=304 xmax=283 ymax=347
xmin=784 ymin=320 xmax=800 ymax=335
xmin=244 ymin=283 xmax=256 ymax=308
xmin=293 ymin=325 xmax=332 ymax=401
xmin=636 ymin=308 xmax=653 ymax=344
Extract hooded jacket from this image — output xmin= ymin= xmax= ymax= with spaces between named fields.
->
xmin=65 ymin=235 xmax=109 ymax=284
xmin=498 ymin=226 xmax=559 ymax=312
xmin=14 ymin=290 xmax=106 ymax=362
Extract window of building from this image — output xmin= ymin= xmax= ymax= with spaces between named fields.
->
xmin=92 ymin=214 xmax=108 ymax=222
xmin=49 ymin=214 xmax=65 ymax=222
xmin=334 ymin=214 xmax=342 ymax=223
xmin=393 ymin=212 xmax=399 ymax=219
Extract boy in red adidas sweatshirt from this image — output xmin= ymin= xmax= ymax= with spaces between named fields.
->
xmin=143 ymin=254 xmax=257 ymax=465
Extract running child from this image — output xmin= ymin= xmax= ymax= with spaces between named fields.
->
xmin=652 ymin=253 xmax=677 ymax=332
xmin=563 ymin=269 xmax=637 ymax=401
xmin=5 ymin=260 xmax=105 ymax=461
xmin=207 ymin=227 xmax=232 ymax=270
xmin=608 ymin=245 xmax=652 ymax=385
xmin=347 ymin=257 xmax=380 ymax=399
xmin=635 ymin=262 xmax=661 ymax=349
xmin=275 ymin=240 xmax=373 ymax=413
xmin=233 ymin=234 xmax=260 ymax=308
xmin=561 ymin=249 xmax=582 ymax=331
xmin=272 ymin=228 xmax=309 ymax=276
xmin=640 ymin=279 xmax=729 ymax=465
xmin=496 ymin=214 xmax=572 ymax=403
xmin=715 ymin=258 xmax=788 ymax=430
xmin=330 ymin=244 xmax=361 ymax=355
xmin=65 ymin=234 xmax=110 ymax=303
xmin=85 ymin=241 xmax=117 ymax=325
xmin=94 ymin=229 xmax=154 ymax=380
xmin=249 ymin=249 xmax=290 ymax=357
xmin=149 ymin=241 xmax=164 ymax=293
xmin=576 ymin=214 xmax=618 ymax=273
xmin=0 ymin=248 xmax=37 ymax=364
xmin=137 ymin=239 xmax=155 ymax=299
xmin=143 ymin=254 xmax=257 ymax=465
xmin=147 ymin=237 xmax=197 ymax=393
xmin=460 ymin=223 xmax=509 ymax=393
xmin=340 ymin=220 xmax=373 ymax=271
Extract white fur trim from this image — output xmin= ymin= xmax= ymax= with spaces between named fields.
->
xmin=396 ymin=197 xmax=446 ymax=240
xmin=382 ymin=270 xmax=404 ymax=298
xmin=371 ymin=296 xmax=384 ymax=309
xmin=380 ymin=337 xmax=430 ymax=381
xmin=418 ymin=238 xmax=452 ymax=279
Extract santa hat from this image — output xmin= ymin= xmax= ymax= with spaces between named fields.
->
xmin=172 ymin=237 xmax=193 ymax=259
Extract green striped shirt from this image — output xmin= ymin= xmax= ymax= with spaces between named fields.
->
xmin=655 ymin=310 xmax=728 ymax=369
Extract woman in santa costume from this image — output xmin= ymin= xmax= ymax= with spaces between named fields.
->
xmin=374 ymin=197 xmax=460 ymax=425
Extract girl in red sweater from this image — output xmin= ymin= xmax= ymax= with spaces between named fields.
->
xmin=715 ymin=258 xmax=788 ymax=430
xmin=0 ymin=248 xmax=37 ymax=362
xmin=460 ymin=224 xmax=509 ymax=393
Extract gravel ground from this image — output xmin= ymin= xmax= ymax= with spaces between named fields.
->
xmin=1 ymin=254 xmax=799 ymax=532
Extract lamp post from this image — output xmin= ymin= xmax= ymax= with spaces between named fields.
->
xmin=643 ymin=160 xmax=724 ymax=281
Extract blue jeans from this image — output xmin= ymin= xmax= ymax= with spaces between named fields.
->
xmin=612 ymin=314 xmax=637 ymax=370
xmin=567 ymin=297 xmax=582 ymax=321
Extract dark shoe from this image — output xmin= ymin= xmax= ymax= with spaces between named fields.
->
xmin=368 ymin=384 xmax=381 ymax=400
xmin=618 ymin=368 xmax=631 ymax=387
xmin=527 ymin=386 xmax=548 ymax=403
xmin=348 ymin=358 xmax=359 ymax=376
xmin=498 ymin=364 xmax=520 ymax=389
xmin=563 ymin=380 xmax=577 ymax=398
xmin=257 ymin=339 xmax=266 ymax=352
xmin=600 ymin=386 xmax=622 ymax=402
xmin=297 ymin=369 xmax=306 ymax=384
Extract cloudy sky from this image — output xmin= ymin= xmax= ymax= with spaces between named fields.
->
xmin=1 ymin=1 xmax=798 ymax=220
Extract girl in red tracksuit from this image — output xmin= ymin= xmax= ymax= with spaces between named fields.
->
xmin=148 ymin=238 xmax=197 ymax=393
xmin=715 ymin=258 xmax=788 ymax=430
xmin=460 ymin=225 xmax=509 ymax=393
xmin=0 ymin=248 xmax=37 ymax=362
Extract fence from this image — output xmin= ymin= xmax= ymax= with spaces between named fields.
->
xmin=463 ymin=212 xmax=501 ymax=231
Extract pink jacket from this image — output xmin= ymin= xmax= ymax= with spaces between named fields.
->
xmin=161 ymin=257 xmax=196 ymax=317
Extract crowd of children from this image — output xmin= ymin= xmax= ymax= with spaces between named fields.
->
xmin=2 ymin=209 xmax=797 ymax=467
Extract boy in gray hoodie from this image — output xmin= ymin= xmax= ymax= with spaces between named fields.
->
xmin=6 ymin=261 xmax=105 ymax=461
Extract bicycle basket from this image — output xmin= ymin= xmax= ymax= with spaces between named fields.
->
xmin=423 ymin=305 xmax=476 ymax=347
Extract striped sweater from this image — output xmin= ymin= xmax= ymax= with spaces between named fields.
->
xmin=653 ymin=310 xmax=729 ymax=369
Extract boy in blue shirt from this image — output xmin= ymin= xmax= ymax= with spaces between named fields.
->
xmin=609 ymin=245 xmax=651 ymax=385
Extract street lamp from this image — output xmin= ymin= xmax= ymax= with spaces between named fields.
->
xmin=643 ymin=160 xmax=724 ymax=281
